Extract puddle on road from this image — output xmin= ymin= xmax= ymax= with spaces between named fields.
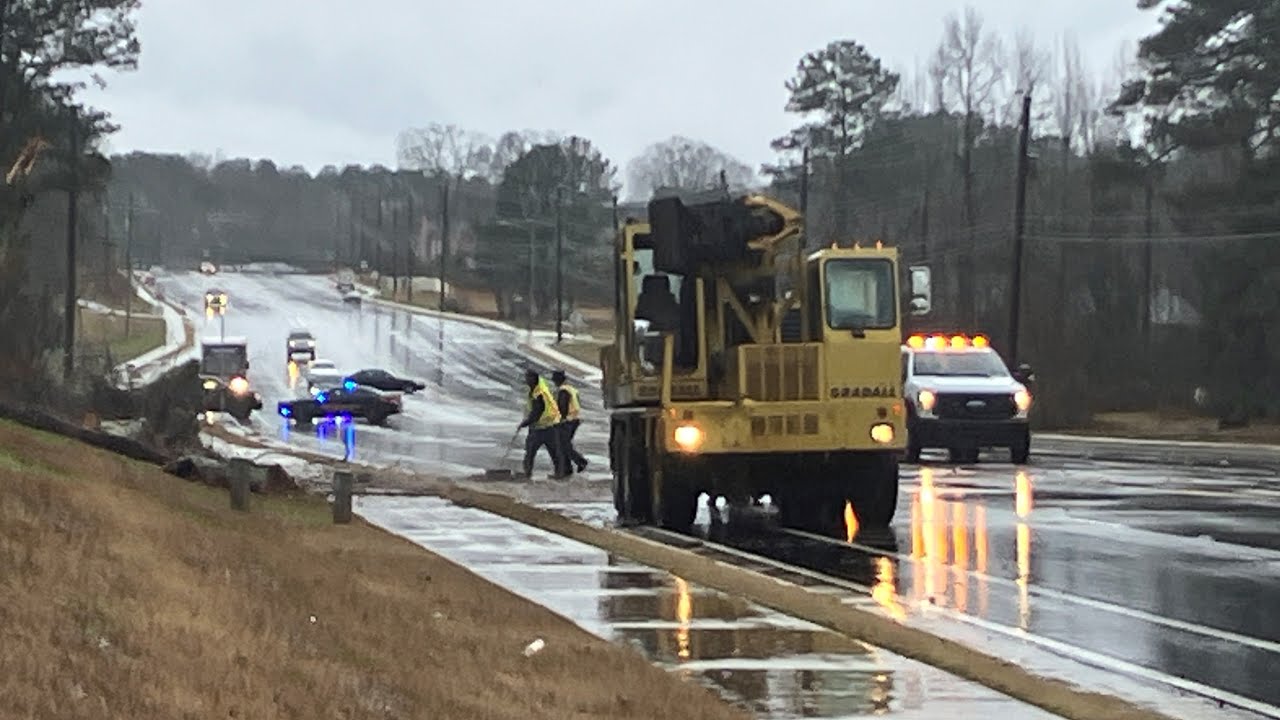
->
xmin=357 ymin=495 xmax=1059 ymax=719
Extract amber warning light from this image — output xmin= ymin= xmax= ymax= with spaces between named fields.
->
xmin=907 ymin=333 xmax=990 ymax=350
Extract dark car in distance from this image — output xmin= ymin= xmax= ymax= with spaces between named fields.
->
xmin=347 ymin=368 xmax=425 ymax=393
xmin=277 ymin=382 xmax=403 ymax=426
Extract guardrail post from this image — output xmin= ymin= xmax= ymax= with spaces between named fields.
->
xmin=332 ymin=470 xmax=353 ymax=524
xmin=228 ymin=458 xmax=251 ymax=512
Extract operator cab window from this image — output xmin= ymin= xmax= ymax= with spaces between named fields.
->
xmin=630 ymin=245 xmax=694 ymax=370
xmin=825 ymin=258 xmax=896 ymax=331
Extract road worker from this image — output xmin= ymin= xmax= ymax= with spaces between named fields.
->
xmin=518 ymin=368 xmax=568 ymax=479
xmin=551 ymin=369 xmax=588 ymax=474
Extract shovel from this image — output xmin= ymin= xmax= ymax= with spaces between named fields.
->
xmin=483 ymin=428 xmax=522 ymax=480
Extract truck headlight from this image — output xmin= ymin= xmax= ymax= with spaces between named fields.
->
xmin=228 ymin=376 xmax=250 ymax=395
xmin=673 ymin=424 xmax=703 ymax=452
xmin=870 ymin=423 xmax=895 ymax=444
xmin=202 ymin=379 xmax=217 ymax=390
xmin=1014 ymin=389 xmax=1032 ymax=412
xmin=917 ymin=389 xmax=937 ymax=412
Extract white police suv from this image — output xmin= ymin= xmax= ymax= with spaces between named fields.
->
xmin=902 ymin=333 xmax=1033 ymax=464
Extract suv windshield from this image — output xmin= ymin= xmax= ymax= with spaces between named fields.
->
xmin=825 ymin=258 xmax=896 ymax=330
xmin=913 ymin=350 xmax=1010 ymax=377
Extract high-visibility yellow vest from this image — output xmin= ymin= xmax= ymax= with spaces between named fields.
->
xmin=526 ymin=379 xmax=561 ymax=428
xmin=560 ymin=384 xmax=581 ymax=421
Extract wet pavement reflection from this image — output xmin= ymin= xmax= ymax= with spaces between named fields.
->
xmin=158 ymin=270 xmax=612 ymax=475
xmin=357 ymin=495 xmax=1061 ymax=719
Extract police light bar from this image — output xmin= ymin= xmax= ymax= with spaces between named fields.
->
xmin=906 ymin=333 xmax=990 ymax=350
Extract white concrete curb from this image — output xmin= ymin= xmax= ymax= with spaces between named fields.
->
xmin=110 ymin=273 xmax=197 ymax=387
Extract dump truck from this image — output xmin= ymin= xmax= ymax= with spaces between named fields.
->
xmin=600 ymin=194 xmax=930 ymax=532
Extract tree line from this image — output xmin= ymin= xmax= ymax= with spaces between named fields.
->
xmin=5 ymin=0 xmax=1276 ymax=427
xmin=762 ymin=1 xmax=1279 ymax=426
xmin=0 ymin=0 xmax=140 ymax=390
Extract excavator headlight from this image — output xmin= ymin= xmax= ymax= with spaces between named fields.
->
xmin=673 ymin=424 xmax=704 ymax=452
xmin=870 ymin=423 xmax=895 ymax=444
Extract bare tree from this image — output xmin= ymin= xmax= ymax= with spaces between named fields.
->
xmin=1052 ymin=33 xmax=1084 ymax=159
xmin=1001 ymin=28 xmax=1051 ymax=127
xmin=487 ymin=129 xmax=562 ymax=183
xmin=626 ymin=136 xmax=755 ymax=200
xmin=928 ymin=45 xmax=948 ymax=113
xmin=395 ymin=123 xmax=493 ymax=179
xmin=938 ymin=7 xmax=1003 ymax=216
xmin=935 ymin=6 xmax=1003 ymax=325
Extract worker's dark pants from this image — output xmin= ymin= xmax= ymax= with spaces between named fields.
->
xmin=559 ymin=419 xmax=588 ymax=471
xmin=524 ymin=426 xmax=567 ymax=477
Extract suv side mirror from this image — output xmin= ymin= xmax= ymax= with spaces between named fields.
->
xmin=908 ymin=265 xmax=931 ymax=316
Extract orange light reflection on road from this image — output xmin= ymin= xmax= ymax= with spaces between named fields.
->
xmin=844 ymin=501 xmax=859 ymax=543
xmin=674 ymin=577 xmax=691 ymax=661
xmin=1016 ymin=470 xmax=1033 ymax=518
xmin=952 ymin=502 xmax=969 ymax=613
xmin=872 ymin=557 xmax=907 ymax=621
xmin=974 ymin=505 xmax=989 ymax=617
xmin=908 ymin=467 xmax=997 ymax=616
xmin=1015 ymin=470 xmax=1034 ymax=630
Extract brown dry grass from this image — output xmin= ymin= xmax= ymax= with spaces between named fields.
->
xmin=0 ymin=420 xmax=749 ymax=720
xmin=1078 ymin=411 xmax=1280 ymax=444
xmin=78 ymin=312 xmax=166 ymax=362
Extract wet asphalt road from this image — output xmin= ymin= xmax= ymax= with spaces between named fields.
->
xmin=159 ymin=269 xmax=610 ymax=476
xmin=552 ymin=459 xmax=1280 ymax=716
xmin=162 ymin=270 xmax=1280 ymax=716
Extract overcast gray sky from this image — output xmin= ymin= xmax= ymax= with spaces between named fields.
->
xmin=82 ymin=0 xmax=1161 ymax=177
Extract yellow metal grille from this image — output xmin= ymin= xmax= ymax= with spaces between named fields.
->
xmin=750 ymin=414 xmax=820 ymax=436
xmin=739 ymin=344 xmax=820 ymax=401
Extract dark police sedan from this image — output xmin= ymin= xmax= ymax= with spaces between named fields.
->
xmin=277 ymin=381 xmax=403 ymax=426
xmin=346 ymin=368 xmax=425 ymax=393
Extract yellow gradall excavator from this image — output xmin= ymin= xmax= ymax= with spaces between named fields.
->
xmin=600 ymin=193 xmax=931 ymax=532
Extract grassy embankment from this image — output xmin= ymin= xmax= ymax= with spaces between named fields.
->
xmin=77 ymin=276 xmax=167 ymax=363
xmin=0 ymin=419 xmax=748 ymax=720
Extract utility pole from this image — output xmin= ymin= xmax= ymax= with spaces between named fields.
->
xmin=1142 ymin=170 xmax=1155 ymax=353
xmin=63 ymin=115 xmax=79 ymax=381
xmin=391 ymin=202 xmax=400 ymax=298
xmin=406 ymin=192 xmax=415 ymax=305
xmin=1008 ymin=91 xmax=1032 ymax=365
xmin=439 ymin=181 xmax=450 ymax=312
xmin=125 ymin=193 xmax=134 ymax=337
xmin=375 ymin=192 xmax=383 ymax=288
xmin=527 ymin=223 xmax=535 ymax=338
xmin=799 ymin=147 xmax=810 ymax=249
xmin=101 ymin=198 xmax=112 ymax=294
xmin=555 ymin=186 xmax=563 ymax=344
